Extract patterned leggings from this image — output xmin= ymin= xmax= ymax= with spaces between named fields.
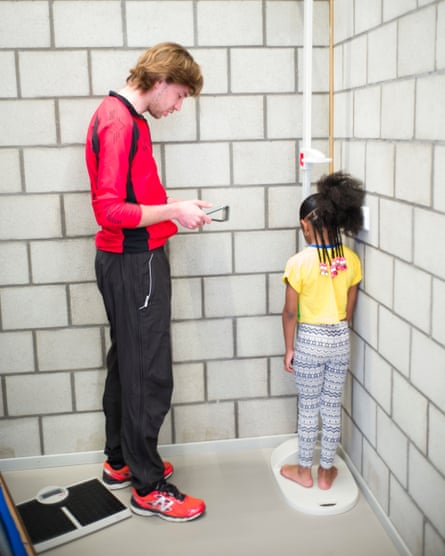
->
xmin=292 ymin=321 xmax=349 ymax=469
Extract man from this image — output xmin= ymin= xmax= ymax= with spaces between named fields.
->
xmin=85 ymin=43 xmax=211 ymax=522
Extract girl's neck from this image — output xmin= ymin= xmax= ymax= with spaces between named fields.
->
xmin=307 ymin=228 xmax=331 ymax=245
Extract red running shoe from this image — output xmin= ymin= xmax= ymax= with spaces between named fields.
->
xmin=102 ymin=460 xmax=174 ymax=490
xmin=131 ymin=480 xmax=205 ymax=522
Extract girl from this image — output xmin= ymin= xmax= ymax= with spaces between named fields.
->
xmin=281 ymin=171 xmax=364 ymax=490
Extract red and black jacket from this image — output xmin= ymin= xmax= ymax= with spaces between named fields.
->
xmin=85 ymin=92 xmax=177 ymax=253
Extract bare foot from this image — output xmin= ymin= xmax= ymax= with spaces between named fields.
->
xmin=317 ymin=466 xmax=338 ymax=490
xmin=280 ymin=464 xmax=313 ymax=488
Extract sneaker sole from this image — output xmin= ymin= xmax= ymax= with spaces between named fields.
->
xmin=130 ymin=501 xmax=205 ymax=522
xmin=102 ymin=479 xmax=132 ymax=490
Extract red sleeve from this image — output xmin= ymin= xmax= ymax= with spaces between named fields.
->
xmin=88 ymin=99 xmax=142 ymax=229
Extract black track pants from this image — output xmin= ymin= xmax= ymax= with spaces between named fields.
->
xmin=95 ymin=248 xmax=173 ymax=490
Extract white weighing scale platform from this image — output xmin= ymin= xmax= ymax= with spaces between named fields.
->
xmin=271 ymin=437 xmax=359 ymax=516
xmin=16 ymin=478 xmax=131 ymax=553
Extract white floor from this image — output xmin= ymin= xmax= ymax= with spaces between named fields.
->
xmin=3 ymin=441 xmax=402 ymax=556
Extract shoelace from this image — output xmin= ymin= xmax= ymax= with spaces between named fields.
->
xmin=155 ymin=480 xmax=185 ymax=501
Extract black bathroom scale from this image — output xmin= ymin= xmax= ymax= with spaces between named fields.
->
xmin=16 ymin=478 xmax=131 ymax=553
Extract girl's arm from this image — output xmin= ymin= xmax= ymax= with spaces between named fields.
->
xmin=345 ymin=283 xmax=359 ymax=324
xmin=282 ymin=282 xmax=299 ymax=373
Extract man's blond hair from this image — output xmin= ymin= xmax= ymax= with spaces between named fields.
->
xmin=127 ymin=42 xmax=203 ymax=96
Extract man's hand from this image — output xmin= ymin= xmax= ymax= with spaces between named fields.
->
xmin=175 ymin=200 xmax=212 ymax=229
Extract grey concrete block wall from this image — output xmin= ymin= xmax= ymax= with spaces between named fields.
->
xmin=336 ymin=1 xmax=445 ymax=554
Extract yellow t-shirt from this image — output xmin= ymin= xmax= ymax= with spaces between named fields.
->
xmin=283 ymin=245 xmax=362 ymax=324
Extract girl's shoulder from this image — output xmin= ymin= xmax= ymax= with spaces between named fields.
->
xmin=286 ymin=246 xmax=317 ymax=266
xmin=343 ymin=244 xmax=361 ymax=263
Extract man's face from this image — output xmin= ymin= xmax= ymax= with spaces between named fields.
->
xmin=146 ymin=80 xmax=190 ymax=119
